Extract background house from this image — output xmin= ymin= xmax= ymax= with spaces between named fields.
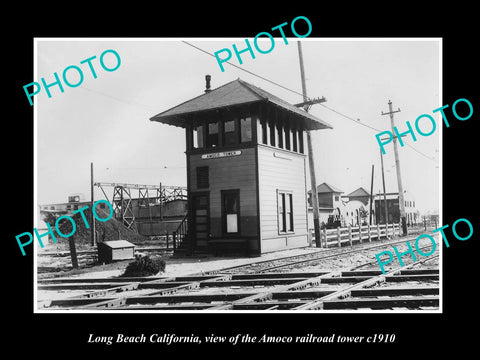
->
xmin=308 ymin=182 xmax=345 ymax=228
xmin=342 ymin=187 xmax=373 ymax=226
xmin=375 ymin=191 xmax=419 ymax=225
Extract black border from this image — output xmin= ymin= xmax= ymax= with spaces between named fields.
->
xmin=7 ymin=5 xmax=479 ymax=356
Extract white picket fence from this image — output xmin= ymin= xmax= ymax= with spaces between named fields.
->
xmin=310 ymin=223 xmax=400 ymax=248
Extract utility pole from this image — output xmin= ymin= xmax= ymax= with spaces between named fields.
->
xmin=369 ymin=164 xmax=374 ymax=225
xmin=297 ymin=41 xmax=322 ymax=247
xmin=381 ymin=100 xmax=407 ymax=236
xmin=379 ymin=148 xmax=389 ymax=228
xmin=90 ymin=162 xmax=96 ymax=246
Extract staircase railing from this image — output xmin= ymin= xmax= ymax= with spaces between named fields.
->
xmin=172 ymin=213 xmax=188 ymax=251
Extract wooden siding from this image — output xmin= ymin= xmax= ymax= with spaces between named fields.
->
xmin=188 ymin=147 xmax=259 ymax=251
xmin=257 ymin=145 xmax=308 ymax=252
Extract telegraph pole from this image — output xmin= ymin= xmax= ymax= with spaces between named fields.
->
xmin=369 ymin=164 xmax=374 ymax=225
xmin=90 ymin=162 xmax=96 ymax=246
xmin=381 ymin=101 xmax=407 ymax=236
xmin=379 ymin=148 xmax=389 ymax=232
xmin=297 ymin=41 xmax=322 ymax=247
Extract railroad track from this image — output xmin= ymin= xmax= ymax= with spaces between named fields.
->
xmin=37 ymin=249 xmax=439 ymax=311
xmin=202 ymin=236 xmax=436 ymax=275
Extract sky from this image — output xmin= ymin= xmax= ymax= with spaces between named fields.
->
xmin=35 ymin=38 xmax=441 ymax=216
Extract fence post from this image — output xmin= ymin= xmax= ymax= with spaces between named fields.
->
xmin=323 ymin=228 xmax=327 ymax=248
xmin=173 ymin=231 xmax=177 ymax=251
xmin=368 ymin=224 xmax=371 ymax=242
xmin=166 ymin=232 xmax=169 ymax=249
xmin=359 ymin=223 xmax=362 ymax=243
xmin=377 ymin=223 xmax=380 ymax=240
xmin=348 ymin=225 xmax=352 ymax=246
xmin=337 ymin=227 xmax=341 ymax=248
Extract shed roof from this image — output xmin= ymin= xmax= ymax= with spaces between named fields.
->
xmin=347 ymin=187 xmax=370 ymax=197
xmin=99 ymin=240 xmax=135 ymax=249
xmin=317 ymin=182 xmax=343 ymax=194
xmin=150 ymin=79 xmax=333 ymax=130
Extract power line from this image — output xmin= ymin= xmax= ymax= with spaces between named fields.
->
xmin=318 ymin=103 xmax=382 ymax=132
xmin=319 ymin=104 xmax=437 ymax=164
xmin=79 ymin=86 xmax=156 ymax=112
xmin=182 ymin=41 xmax=438 ymax=164
xmin=182 ymin=41 xmax=385 ymax=131
xmin=405 ymin=143 xmax=437 ymax=162
xmin=182 ymin=41 xmax=305 ymax=98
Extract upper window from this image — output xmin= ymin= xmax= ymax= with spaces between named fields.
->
xmin=223 ymin=119 xmax=237 ymax=146
xmin=284 ymin=124 xmax=291 ymax=150
xmin=269 ymin=121 xmax=276 ymax=147
xmin=277 ymin=123 xmax=284 ymax=149
xmin=292 ymin=127 xmax=298 ymax=152
xmin=207 ymin=122 xmax=219 ymax=148
xmin=258 ymin=118 xmax=268 ymax=145
xmin=193 ymin=125 xmax=204 ymax=149
xmin=240 ymin=117 xmax=252 ymax=143
xmin=298 ymin=129 xmax=304 ymax=153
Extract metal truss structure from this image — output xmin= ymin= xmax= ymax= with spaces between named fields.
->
xmin=94 ymin=182 xmax=187 ymax=232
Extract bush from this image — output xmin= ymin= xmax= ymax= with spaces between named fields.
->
xmin=121 ymin=255 xmax=166 ymax=277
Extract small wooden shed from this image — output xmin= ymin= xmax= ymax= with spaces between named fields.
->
xmin=97 ymin=240 xmax=135 ymax=264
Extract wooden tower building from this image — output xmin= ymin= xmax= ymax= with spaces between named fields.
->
xmin=150 ymin=77 xmax=332 ymax=255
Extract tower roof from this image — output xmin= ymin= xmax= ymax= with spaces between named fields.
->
xmin=150 ymin=78 xmax=333 ymax=130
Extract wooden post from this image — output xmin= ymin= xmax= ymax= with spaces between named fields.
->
xmin=369 ymin=164 xmax=374 ymax=225
xmin=298 ymin=42 xmax=322 ymax=248
xmin=377 ymin=223 xmax=380 ymax=240
xmin=68 ymin=236 xmax=79 ymax=269
xmin=348 ymin=225 xmax=352 ymax=246
xmin=166 ymin=233 xmax=169 ymax=249
xmin=382 ymin=100 xmax=407 ymax=236
xmin=323 ymin=228 xmax=327 ymax=248
xmin=368 ymin=224 xmax=371 ymax=242
xmin=337 ymin=227 xmax=341 ymax=248
xmin=359 ymin=223 xmax=362 ymax=243
xmin=173 ymin=232 xmax=177 ymax=251
xmin=90 ymin=162 xmax=96 ymax=247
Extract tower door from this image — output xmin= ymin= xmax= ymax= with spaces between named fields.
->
xmin=191 ymin=192 xmax=210 ymax=245
xmin=222 ymin=189 xmax=240 ymax=236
